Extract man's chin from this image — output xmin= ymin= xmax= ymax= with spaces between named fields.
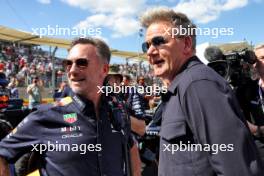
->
xmin=153 ymin=70 xmax=165 ymax=78
xmin=71 ymin=88 xmax=85 ymax=95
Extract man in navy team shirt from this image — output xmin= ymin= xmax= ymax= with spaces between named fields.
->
xmin=0 ymin=37 xmax=140 ymax=176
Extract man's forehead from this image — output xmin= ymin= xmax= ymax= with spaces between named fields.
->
xmin=255 ymin=47 xmax=264 ymax=58
xmin=146 ymin=22 xmax=172 ymax=39
xmin=67 ymin=44 xmax=96 ymax=59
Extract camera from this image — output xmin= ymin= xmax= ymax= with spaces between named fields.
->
xmin=225 ymin=49 xmax=256 ymax=64
xmin=205 ymin=47 xmax=257 ymax=88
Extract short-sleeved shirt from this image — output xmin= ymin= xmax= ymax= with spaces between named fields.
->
xmin=28 ymin=85 xmax=42 ymax=104
xmin=158 ymin=56 xmax=263 ymax=176
xmin=0 ymin=93 xmax=132 ymax=176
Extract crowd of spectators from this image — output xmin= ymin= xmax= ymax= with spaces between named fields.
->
xmin=0 ymin=41 xmax=162 ymax=104
xmin=0 ymin=42 xmax=64 ymax=88
xmin=1 ymin=42 xmax=155 ymax=86
xmin=1 ymin=42 xmax=156 ymax=89
xmin=114 ymin=63 xmax=153 ymax=81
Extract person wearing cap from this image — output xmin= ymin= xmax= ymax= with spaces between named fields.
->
xmin=106 ymin=70 xmax=123 ymax=86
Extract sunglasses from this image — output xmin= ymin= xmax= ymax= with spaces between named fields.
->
xmin=142 ymin=36 xmax=168 ymax=53
xmin=63 ymin=58 xmax=89 ymax=72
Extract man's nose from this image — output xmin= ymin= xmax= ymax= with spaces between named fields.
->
xmin=147 ymin=44 xmax=158 ymax=56
xmin=68 ymin=63 xmax=79 ymax=73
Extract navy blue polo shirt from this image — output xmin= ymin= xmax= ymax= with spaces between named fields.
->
xmin=0 ymin=94 xmax=130 ymax=176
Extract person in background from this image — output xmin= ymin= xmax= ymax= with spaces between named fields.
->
xmin=136 ymin=76 xmax=152 ymax=109
xmin=59 ymin=81 xmax=72 ymax=98
xmin=26 ymin=76 xmax=42 ymax=109
xmin=236 ymin=44 xmax=264 ymax=162
xmin=7 ymin=76 xmax=19 ymax=99
xmin=121 ymin=75 xmax=146 ymax=136
xmin=53 ymin=81 xmax=72 ymax=101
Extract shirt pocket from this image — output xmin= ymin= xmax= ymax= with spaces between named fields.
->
xmin=159 ymin=121 xmax=188 ymax=142
xmin=159 ymin=121 xmax=193 ymax=165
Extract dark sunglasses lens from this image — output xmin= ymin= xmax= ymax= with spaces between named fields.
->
xmin=76 ymin=59 xmax=88 ymax=67
xmin=63 ymin=60 xmax=72 ymax=66
xmin=152 ymin=36 xmax=166 ymax=46
xmin=63 ymin=59 xmax=88 ymax=72
xmin=63 ymin=60 xmax=72 ymax=72
xmin=142 ymin=42 xmax=149 ymax=53
xmin=142 ymin=36 xmax=166 ymax=53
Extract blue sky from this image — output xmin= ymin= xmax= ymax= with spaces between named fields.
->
xmin=0 ymin=0 xmax=263 ymax=63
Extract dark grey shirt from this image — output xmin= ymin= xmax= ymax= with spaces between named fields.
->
xmin=158 ymin=56 xmax=263 ymax=176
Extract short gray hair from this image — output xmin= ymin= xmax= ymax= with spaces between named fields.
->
xmin=69 ymin=37 xmax=111 ymax=64
xmin=254 ymin=43 xmax=264 ymax=51
xmin=140 ymin=7 xmax=197 ymax=49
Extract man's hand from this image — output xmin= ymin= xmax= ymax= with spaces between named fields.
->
xmin=130 ymin=144 xmax=141 ymax=176
xmin=247 ymin=121 xmax=258 ymax=135
xmin=0 ymin=157 xmax=10 ymax=176
xmin=27 ymin=85 xmax=34 ymax=94
xmin=246 ymin=121 xmax=264 ymax=136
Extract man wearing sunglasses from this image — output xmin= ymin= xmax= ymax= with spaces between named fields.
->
xmin=0 ymin=37 xmax=140 ymax=176
xmin=140 ymin=7 xmax=263 ymax=176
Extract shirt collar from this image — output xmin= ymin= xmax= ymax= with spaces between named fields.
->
xmin=72 ymin=93 xmax=95 ymax=114
xmin=162 ymin=56 xmax=202 ymax=102
xmin=72 ymin=93 xmax=109 ymax=117
xmin=168 ymin=56 xmax=201 ymax=93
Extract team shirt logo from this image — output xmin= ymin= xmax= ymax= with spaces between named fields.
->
xmin=63 ymin=113 xmax=77 ymax=123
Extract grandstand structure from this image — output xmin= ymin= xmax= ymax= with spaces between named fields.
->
xmin=0 ymin=25 xmax=147 ymax=96
xmin=0 ymin=25 xmax=253 ymax=98
xmin=0 ymin=25 xmax=147 ymax=60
